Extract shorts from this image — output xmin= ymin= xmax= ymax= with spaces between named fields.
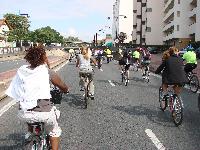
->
xmin=18 ymin=106 xmax=61 ymax=137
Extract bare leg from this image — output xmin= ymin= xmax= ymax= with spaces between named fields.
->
xmin=50 ymin=137 xmax=60 ymax=150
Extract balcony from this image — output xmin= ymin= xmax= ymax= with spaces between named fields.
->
xmin=163 ymin=32 xmax=174 ymax=41
xmin=189 ymin=23 xmax=196 ymax=34
xmin=163 ymin=0 xmax=174 ymax=12
xmin=163 ymin=20 xmax=174 ymax=32
xmin=163 ymin=8 xmax=174 ymax=22
xmin=188 ymin=7 xmax=197 ymax=18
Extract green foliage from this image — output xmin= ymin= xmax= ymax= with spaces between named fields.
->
xmin=29 ymin=26 xmax=64 ymax=45
xmin=64 ymin=36 xmax=81 ymax=42
xmin=4 ymin=13 xmax=30 ymax=42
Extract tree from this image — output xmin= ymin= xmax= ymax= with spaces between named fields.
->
xmin=29 ymin=26 xmax=64 ymax=45
xmin=4 ymin=13 xmax=30 ymax=47
xmin=64 ymin=36 xmax=81 ymax=42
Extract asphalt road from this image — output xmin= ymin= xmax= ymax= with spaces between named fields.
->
xmin=0 ymin=59 xmax=200 ymax=150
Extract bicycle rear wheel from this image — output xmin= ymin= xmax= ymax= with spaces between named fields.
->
xmin=171 ymin=94 xmax=183 ymax=126
xmin=121 ymin=72 xmax=124 ymax=83
xmin=198 ymin=94 xmax=200 ymax=112
xmin=189 ymin=75 xmax=199 ymax=93
xmin=159 ymin=87 xmax=167 ymax=111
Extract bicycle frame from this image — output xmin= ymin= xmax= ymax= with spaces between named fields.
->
xmin=25 ymin=122 xmax=51 ymax=150
xmin=159 ymin=85 xmax=183 ymax=126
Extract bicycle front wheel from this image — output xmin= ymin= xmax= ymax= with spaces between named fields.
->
xmin=189 ymin=75 xmax=199 ymax=93
xmin=171 ymin=94 xmax=183 ymax=126
xmin=159 ymin=87 xmax=167 ymax=111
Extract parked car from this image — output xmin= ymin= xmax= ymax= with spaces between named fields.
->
xmin=147 ymin=47 xmax=159 ymax=54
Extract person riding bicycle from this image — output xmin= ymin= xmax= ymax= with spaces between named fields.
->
xmin=6 ymin=46 xmax=69 ymax=150
xmin=140 ymin=48 xmax=151 ymax=78
xmin=105 ymin=47 xmax=112 ymax=63
xmin=94 ymin=48 xmax=104 ymax=69
xmin=132 ymin=48 xmax=140 ymax=66
xmin=155 ymin=47 xmax=188 ymax=98
xmin=119 ymin=50 xmax=132 ymax=82
xmin=76 ymin=47 xmax=97 ymax=99
xmin=182 ymin=46 xmax=197 ymax=74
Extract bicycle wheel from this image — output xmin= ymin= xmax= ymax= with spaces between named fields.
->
xmin=159 ymin=87 xmax=167 ymax=111
xmin=125 ymin=76 xmax=128 ymax=86
xmin=171 ymin=94 xmax=183 ymax=126
xmin=198 ymin=94 xmax=200 ymax=112
xmin=121 ymin=72 xmax=124 ymax=83
xmin=189 ymin=75 xmax=199 ymax=93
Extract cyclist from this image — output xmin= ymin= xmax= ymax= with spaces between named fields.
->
xmin=95 ymin=48 xmax=104 ymax=69
xmin=132 ymin=47 xmax=140 ymax=67
xmin=119 ymin=50 xmax=132 ymax=82
xmin=6 ymin=46 xmax=69 ymax=150
xmin=69 ymin=48 xmax=75 ymax=61
xmin=105 ymin=47 xmax=112 ymax=63
xmin=140 ymin=48 xmax=151 ymax=78
xmin=182 ymin=46 xmax=197 ymax=74
xmin=76 ymin=47 xmax=97 ymax=99
xmin=155 ymin=47 xmax=188 ymax=98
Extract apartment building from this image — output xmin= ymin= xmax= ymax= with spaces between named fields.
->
xmin=112 ymin=0 xmax=133 ymax=43
xmin=132 ymin=0 xmax=163 ymax=46
xmin=189 ymin=0 xmax=200 ymax=42
xmin=113 ymin=0 xmax=200 ymax=48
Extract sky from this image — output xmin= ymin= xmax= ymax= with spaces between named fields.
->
xmin=0 ymin=0 xmax=114 ymax=42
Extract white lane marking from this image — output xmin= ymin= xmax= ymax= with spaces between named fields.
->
xmin=0 ymin=100 xmax=16 ymax=117
xmin=145 ymin=129 xmax=166 ymax=150
xmin=100 ymin=68 xmax=103 ymax=72
xmin=54 ymin=60 xmax=68 ymax=72
xmin=108 ymin=80 xmax=115 ymax=86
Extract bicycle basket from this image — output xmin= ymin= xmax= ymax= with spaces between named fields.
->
xmin=50 ymin=87 xmax=63 ymax=104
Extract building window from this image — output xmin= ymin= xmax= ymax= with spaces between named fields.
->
xmin=133 ymin=10 xmax=137 ymax=13
xmin=177 ymin=25 xmax=179 ymax=31
xmin=146 ymin=27 xmax=151 ymax=32
xmin=178 ymin=0 xmax=180 ymax=4
xmin=177 ymin=11 xmax=180 ymax=17
xmin=146 ymin=8 xmax=152 ymax=12
xmin=137 ymin=0 xmax=141 ymax=2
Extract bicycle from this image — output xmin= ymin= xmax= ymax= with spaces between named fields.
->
xmin=132 ymin=61 xmax=139 ymax=72
xmin=159 ymin=86 xmax=183 ymax=126
xmin=80 ymin=71 xmax=94 ymax=109
xmin=142 ymin=65 xmax=150 ymax=83
xmin=24 ymin=87 xmax=64 ymax=150
xmin=186 ymin=71 xmax=199 ymax=93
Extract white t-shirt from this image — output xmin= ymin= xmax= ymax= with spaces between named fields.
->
xmin=78 ymin=54 xmax=92 ymax=71
xmin=6 ymin=64 xmax=51 ymax=110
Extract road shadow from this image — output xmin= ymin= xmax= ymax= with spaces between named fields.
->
xmin=111 ymin=104 xmax=175 ymax=127
xmin=63 ymin=93 xmax=86 ymax=109
xmin=0 ymin=133 xmax=24 ymax=150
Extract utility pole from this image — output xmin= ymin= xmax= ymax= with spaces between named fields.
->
xmin=95 ymin=33 xmax=98 ymax=46
xmin=140 ymin=1 xmax=143 ymax=47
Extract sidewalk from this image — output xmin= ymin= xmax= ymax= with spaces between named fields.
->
xmin=150 ymin=53 xmax=200 ymax=80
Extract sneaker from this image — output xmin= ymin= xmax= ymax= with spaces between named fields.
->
xmin=80 ymin=87 xmax=84 ymax=91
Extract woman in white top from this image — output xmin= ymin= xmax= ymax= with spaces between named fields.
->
xmin=76 ymin=47 xmax=96 ymax=98
xmin=6 ymin=46 xmax=69 ymax=150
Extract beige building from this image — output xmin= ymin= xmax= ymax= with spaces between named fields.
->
xmin=132 ymin=0 xmax=163 ymax=45
xmin=113 ymin=0 xmax=200 ymax=48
